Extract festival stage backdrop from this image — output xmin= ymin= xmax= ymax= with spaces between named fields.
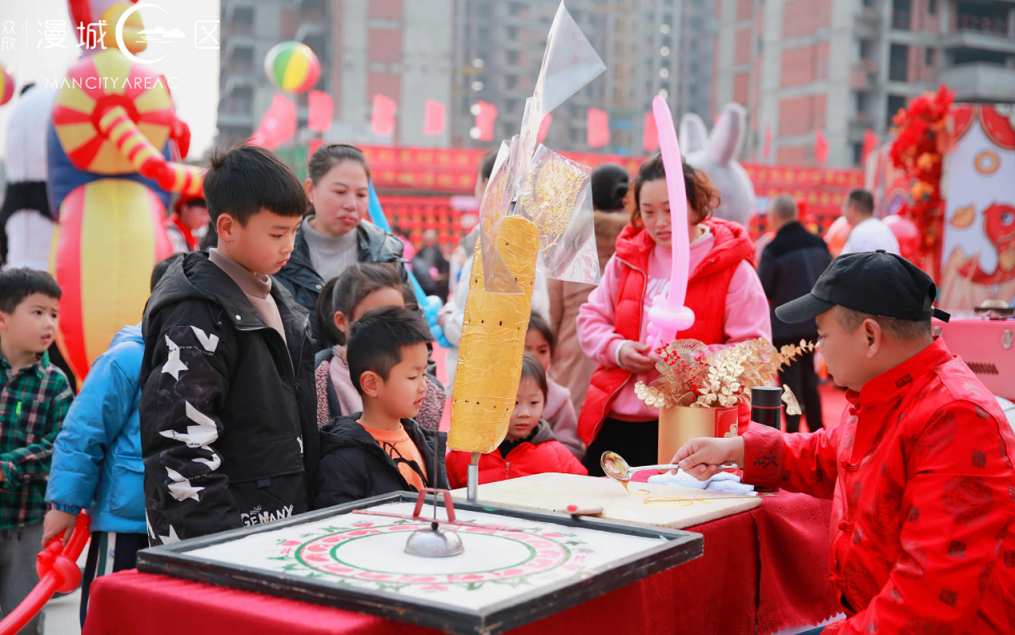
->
xmin=939 ymin=104 xmax=1015 ymax=311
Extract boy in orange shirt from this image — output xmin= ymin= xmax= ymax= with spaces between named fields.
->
xmin=314 ymin=306 xmax=447 ymax=508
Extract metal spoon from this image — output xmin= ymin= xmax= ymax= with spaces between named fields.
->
xmin=600 ymin=451 xmax=737 ymax=488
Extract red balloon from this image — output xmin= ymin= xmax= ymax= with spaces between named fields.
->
xmin=825 ymin=216 xmax=851 ymax=258
xmin=883 ymin=214 xmax=920 ymax=260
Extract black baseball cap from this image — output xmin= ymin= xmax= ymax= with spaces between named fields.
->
xmin=776 ymin=250 xmax=951 ymax=324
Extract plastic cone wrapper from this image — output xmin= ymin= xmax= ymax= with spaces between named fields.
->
xmin=448 ymin=216 xmax=540 ymax=454
xmin=478 ymin=1 xmax=605 ymax=294
xmin=451 ymin=2 xmax=605 ymax=454
xmin=519 ymin=145 xmax=599 ymax=284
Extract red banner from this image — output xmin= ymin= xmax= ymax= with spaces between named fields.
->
xmin=359 ymin=146 xmax=864 ymax=219
xmin=371 ymin=94 xmax=397 ymax=138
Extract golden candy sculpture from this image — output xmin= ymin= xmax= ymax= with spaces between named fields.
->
xmin=449 ymin=217 xmax=541 ymax=456
xmin=449 ymin=3 xmax=605 ymax=499
xmin=48 ymin=2 xmax=203 ymax=381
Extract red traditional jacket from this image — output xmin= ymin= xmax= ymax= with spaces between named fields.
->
xmin=742 ymin=338 xmax=1015 ymax=634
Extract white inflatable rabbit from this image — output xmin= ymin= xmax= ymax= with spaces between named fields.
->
xmin=679 ymin=103 xmax=757 ymax=228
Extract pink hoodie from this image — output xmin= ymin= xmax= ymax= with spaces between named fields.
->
xmin=576 ymin=227 xmax=772 ymax=421
xmin=543 ymin=378 xmax=584 ymax=458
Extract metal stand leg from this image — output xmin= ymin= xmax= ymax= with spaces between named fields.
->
xmin=467 ymin=464 xmax=479 ymax=502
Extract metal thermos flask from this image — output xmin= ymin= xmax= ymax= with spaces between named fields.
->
xmin=751 ymin=386 xmax=784 ymax=428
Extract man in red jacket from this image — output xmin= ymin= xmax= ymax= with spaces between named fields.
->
xmin=675 ymin=250 xmax=1015 ymax=634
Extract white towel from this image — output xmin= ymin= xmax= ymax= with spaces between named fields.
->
xmin=647 ymin=469 xmax=757 ymax=496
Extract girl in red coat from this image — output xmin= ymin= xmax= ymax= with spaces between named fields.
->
xmin=447 ymin=353 xmax=587 ymax=488
xmin=576 ymin=156 xmax=771 ymax=475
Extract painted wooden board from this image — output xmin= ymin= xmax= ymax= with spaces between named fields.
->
xmin=451 ymin=473 xmax=762 ymax=529
xmin=138 ymin=492 xmax=702 ymax=635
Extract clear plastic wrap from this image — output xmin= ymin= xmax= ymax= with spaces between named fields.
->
xmin=478 ymin=1 xmax=606 ymax=293
xmin=519 ymin=145 xmax=600 ymax=285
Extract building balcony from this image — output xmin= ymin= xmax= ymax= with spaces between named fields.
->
xmin=217 ymin=111 xmax=255 ymax=129
xmin=850 ymin=62 xmax=878 ymax=89
xmin=943 ymin=27 xmax=1015 ymax=55
xmin=222 ymin=30 xmax=254 ymax=52
xmin=296 ymin=22 xmax=327 ymax=42
xmin=854 ymin=5 xmax=882 ymax=38
xmin=940 ymin=62 xmax=1015 ymax=103
xmin=956 ymin=13 xmax=1009 ymax=37
xmin=848 ymin=115 xmax=876 ymax=143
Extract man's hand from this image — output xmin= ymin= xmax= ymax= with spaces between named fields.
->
xmin=42 ymin=509 xmax=77 ymax=547
xmin=617 ymin=342 xmax=658 ymax=374
xmin=672 ymin=436 xmax=746 ymax=481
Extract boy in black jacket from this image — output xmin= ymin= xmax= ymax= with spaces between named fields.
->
xmin=315 ymin=306 xmax=446 ymax=508
xmin=140 ymin=146 xmax=319 ymax=544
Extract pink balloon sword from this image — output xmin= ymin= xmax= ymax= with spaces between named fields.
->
xmin=646 ymin=95 xmax=696 ymax=349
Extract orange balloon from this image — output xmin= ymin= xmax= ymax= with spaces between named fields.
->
xmin=825 ymin=216 xmax=851 ymax=258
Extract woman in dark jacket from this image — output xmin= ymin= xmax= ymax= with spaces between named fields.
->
xmin=274 ymin=144 xmax=404 ymax=348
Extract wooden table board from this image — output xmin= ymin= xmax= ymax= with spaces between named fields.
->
xmin=451 ymin=473 xmax=761 ymax=529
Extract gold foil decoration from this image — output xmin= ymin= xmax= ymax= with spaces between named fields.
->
xmin=635 ymin=338 xmax=817 ymax=410
xmin=449 ymin=216 xmax=541 ymax=455
xmin=518 ymin=154 xmax=586 ymax=251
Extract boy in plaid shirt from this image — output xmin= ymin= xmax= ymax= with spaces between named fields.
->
xmin=0 ymin=269 xmax=73 ymax=634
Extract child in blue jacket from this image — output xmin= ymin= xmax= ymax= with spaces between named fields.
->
xmin=43 ymin=255 xmax=180 ymax=625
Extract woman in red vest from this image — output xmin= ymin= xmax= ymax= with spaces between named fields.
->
xmin=576 ymin=155 xmax=771 ymax=474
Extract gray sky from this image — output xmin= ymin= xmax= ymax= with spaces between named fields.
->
xmin=0 ymin=0 xmax=220 ymax=161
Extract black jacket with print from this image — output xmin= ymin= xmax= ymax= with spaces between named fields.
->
xmin=273 ymin=220 xmax=405 ymax=349
xmin=140 ymin=253 xmax=320 ymax=544
xmin=314 ymin=415 xmax=447 ymax=509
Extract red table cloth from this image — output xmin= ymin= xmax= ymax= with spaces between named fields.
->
xmin=82 ymin=494 xmax=837 ymax=635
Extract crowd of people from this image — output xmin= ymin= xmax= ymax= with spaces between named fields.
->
xmin=0 ymin=140 xmax=1012 ymax=635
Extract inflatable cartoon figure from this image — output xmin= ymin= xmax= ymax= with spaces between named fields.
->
xmin=678 ymin=104 xmax=757 ymax=228
xmin=1 ymin=86 xmax=58 ymax=272
xmin=49 ymin=0 xmax=202 ymax=380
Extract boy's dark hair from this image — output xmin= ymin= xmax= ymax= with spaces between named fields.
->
xmin=203 ymin=145 xmax=308 ymax=225
xmin=591 ymin=162 xmax=630 ymax=212
xmin=347 ymin=306 xmax=433 ymax=394
xmin=315 ymin=277 xmax=343 ymax=349
xmin=199 ymin=222 xmax=218 ymax=251
xmin=151 ymin=254 xmax=185 ymax=292
xmin=0 ymin=269 xmax=61 ymax=313
xmin=330 ymin=263 xmax=408 ymax=346
xmin=846 ymin=189 xmax=875 ymax=216
xmin=479 ymin=150 xmax=498 ymax=182
xmin=520 ymin=351 xmax=548 ymax=401
xmin=526 ymin=313 xmax=556 ymax=359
